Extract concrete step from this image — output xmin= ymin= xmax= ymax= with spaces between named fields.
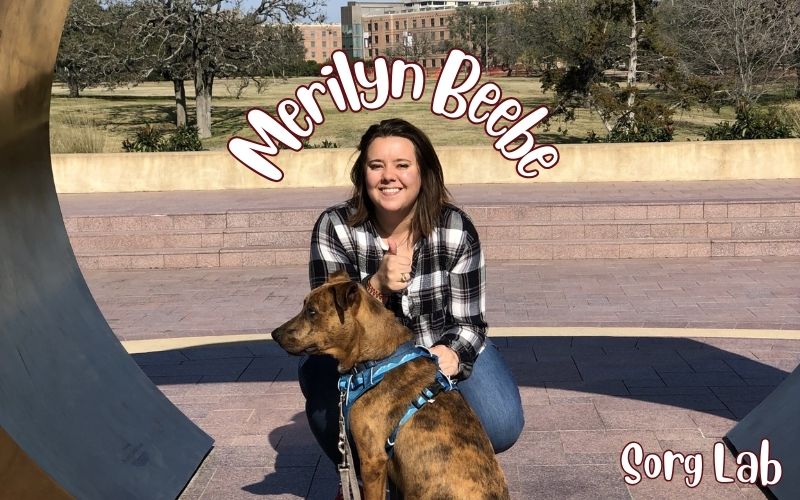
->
xmin=74 ymin=236 xmax=800 ymax=271
xmin=66 ymin=216 xmax=800 ymax=255
xmin=67 ymin=227 xmax=312 ymax=252
xmin=63 ymin=200 xmax=800 ymax=234
xmin=62 ymin=188 xmax=800 ymax=269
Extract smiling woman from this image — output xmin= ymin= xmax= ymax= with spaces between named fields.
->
xmin=296 ymin=118 xmax=524 ymax=486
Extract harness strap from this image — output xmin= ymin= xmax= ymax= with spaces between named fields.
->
xmin=337 ymin=343 xmax=456 ymax=465
xmin=338 ymin=342 xmax=427 ymax=422
xmin=385 ymin=371 xmax=455 ymax=456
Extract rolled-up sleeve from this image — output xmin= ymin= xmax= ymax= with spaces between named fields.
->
xmin=434 ymin=222 xmax=487 ymax=378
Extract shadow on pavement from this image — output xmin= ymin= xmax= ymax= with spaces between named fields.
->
xmin=133 ymin=336 xmax=795 ymax=496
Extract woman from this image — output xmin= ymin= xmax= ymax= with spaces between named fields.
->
xmin=299 ymin=118 xmax=524 ymax=468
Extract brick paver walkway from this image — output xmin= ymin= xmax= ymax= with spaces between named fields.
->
xmin=59 ymin=179 xmax=800 ymax=217
xmin=80 ymin=256 xmax=800 ymax=499
xmin=84 ymin=257 xmax=800 ymax=341
xmin=67 ymin=180 xmax=800 ymax=499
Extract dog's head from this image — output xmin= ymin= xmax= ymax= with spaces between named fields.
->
xmin=271 ymin=270 xmax=412 ymax=372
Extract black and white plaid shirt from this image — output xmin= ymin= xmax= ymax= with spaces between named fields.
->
xmin=309 ymin=201 xmax=487 ymax=378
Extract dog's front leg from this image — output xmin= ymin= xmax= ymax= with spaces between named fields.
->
xmin=359 ymin=456 xmax=388 ymax=500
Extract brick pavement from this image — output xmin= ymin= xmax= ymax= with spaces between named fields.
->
xmin=68 ymin=180 xmax=800 ymax=499
xmin=84 ymin=257 xmax=800 ymax=341
xmin=78 ymin=256 xmax=800 ymax=499
xmin=138 ymin=335 xmax=799 ymax=500
xmin=58 ymin=179 xmax=800 ymax=217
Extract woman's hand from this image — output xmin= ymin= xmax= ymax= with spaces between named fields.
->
xmin=429 ymin=345 xmax=459 ymax=377
xmin=374 ymin=239 xmax=412 ymax=293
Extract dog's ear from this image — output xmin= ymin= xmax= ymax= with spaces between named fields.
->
xmin=332 ymin=280 xmax=360 ymax=313
xmin=328 ymin=270 xmax=351 ymax=284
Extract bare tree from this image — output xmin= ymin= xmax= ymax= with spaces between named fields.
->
xmin=447 ymin=6 xmax=498 ymax=69
xmin=130 ymin=0 xmax=322 ymax=138
xmin=660 ymin=0 xmax=800 ymax=109
xmin=56 ymin=0 xmax=132 ymax=97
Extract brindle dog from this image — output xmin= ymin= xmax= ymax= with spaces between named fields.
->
xmin=272 ymin=271 xmax=510 ymax=500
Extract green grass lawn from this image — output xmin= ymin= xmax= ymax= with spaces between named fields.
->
xmin=50 ymin=76 xmax=797 ymax=153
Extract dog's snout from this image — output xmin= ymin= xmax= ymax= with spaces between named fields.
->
xmin=271 ymin=327 xmax=287 ymax=343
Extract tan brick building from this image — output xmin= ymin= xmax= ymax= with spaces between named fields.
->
xmin=360 ymin=9 xmax=456 ymax=70
xmin=299 ymin=1 xmax=509 ymax=69
xmin=297 ymin=24 xmax=342 ymax=63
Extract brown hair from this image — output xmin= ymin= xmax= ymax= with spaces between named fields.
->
xmin=347 ymin=118 xmax=451 ymax=237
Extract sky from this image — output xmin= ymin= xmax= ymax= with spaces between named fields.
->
xmin=243 ymin=0 xmax=348 ymax=23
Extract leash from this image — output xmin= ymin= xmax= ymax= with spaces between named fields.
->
xmin=337 ymin=389 xmax=362 ymax=500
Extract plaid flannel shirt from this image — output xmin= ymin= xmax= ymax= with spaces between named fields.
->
xmin=309 ymin=201 xmax=488 ymax=379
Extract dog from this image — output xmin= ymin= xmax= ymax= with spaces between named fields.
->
xmin=272 ymin=270 xmax=510 ymax=500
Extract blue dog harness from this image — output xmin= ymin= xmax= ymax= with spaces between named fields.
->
xmin=337 ymin=342 xmax=456 ymax=456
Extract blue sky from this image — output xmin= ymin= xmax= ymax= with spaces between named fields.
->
xmin=243 ymin=0 xmax=348 ymax=23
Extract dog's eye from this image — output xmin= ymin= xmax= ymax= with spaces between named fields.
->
xmin=306 ymin=307 xmax=318 ymax=318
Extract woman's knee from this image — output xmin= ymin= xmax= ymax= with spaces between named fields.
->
xmin=459 ymin=341 xmax=524 ymax=452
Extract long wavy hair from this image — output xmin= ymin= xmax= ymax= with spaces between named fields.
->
xmin=347 ymin=118 xmax=451 ymax=237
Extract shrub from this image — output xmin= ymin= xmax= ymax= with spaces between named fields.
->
xmin=122 ymin=124 xmax=203 ymax=152
xmin=122 ymin=124 xmax=164 ymax=152
xmin=704 ymin=107 xmax=796 ymax=140
xmin=587 ymin=101 xmax=674 ymax=143
xmin=162 ymin=125 xmax=203 ymax=151
xmin=294 ymin=139 xmax=339 ymax=149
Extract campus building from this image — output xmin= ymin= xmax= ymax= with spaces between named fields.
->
xmin=340 ymin=0 xmax=508 ymax=70
xmin=297 ymin=23 xmax=341 ymax=63
xmin=298 ymin=0 xmax=509 ymax=68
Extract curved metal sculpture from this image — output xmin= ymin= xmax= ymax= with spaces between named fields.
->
xmin=0 ymin=2 xmax=212 ymax=498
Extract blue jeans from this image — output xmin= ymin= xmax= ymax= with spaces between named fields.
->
xmin=298 ymin=339 xmax=524 ymax=464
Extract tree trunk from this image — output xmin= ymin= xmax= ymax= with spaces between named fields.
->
xmin=627 ymin=0 xmax=638 ymax=112
xmin=194 ymin=65 xmax=213 ymax=139
xmin=796 ymin=63 xmax=800 ymax=99
xmin=174 ymin=79 xmax=187 ymax=128
xmin=67 ymin=79 xmax=80 ymax=98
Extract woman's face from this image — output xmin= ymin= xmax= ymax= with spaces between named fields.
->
xmin=364 ymin=136 xmax=422 ymax=223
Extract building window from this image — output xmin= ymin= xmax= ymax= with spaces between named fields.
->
xmin=440 ymin=30 xmax=445 ymax=40
xmin=322 ymin=30 xmax=327 ymax=38
xmin=334 ymin=40 xmax=338 ymax=47
xmin=375 ymin=49 xmax=380 ymax=56
xmin=440 ymin=58 xmax=445 ymax=66
xmin=385 ymin=21 xmax=389 ymax=29
xmin=322 ymin=40 xmax=327 ymax=47
xmin=312 ymin=51 xmax=316 ymax=58
xmin=374 ymin=35 xmax=378 ymax=43
xmin=421 ymin=19 xmax=426 ymax=27
xmin=395 ymin=20 xmax=399 ymax=30
xmin=403 ymin=20 xmax=407 ymax=28
xmin=310 ymin=40 xmax=315 ymax=47
xmin=422 ymin=59 xmax=427 ymax=67
xmin=385 ymin=34 xmax=389 ymax=43
xmin=431 ymin=59 xmax=436 ymax=67
xmin=323 ymin=51 xmax=327 ymax=59
xmin=395 ymin=34 xmax=400 ymax=43
xmin=412 ymin=19 xmax=417 ymax=28
xmin=439 ymin=17 xmax=444 ymax=26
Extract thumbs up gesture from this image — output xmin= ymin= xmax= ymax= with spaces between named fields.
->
xmin=373 ymin=238 xmax=412 ymax=293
